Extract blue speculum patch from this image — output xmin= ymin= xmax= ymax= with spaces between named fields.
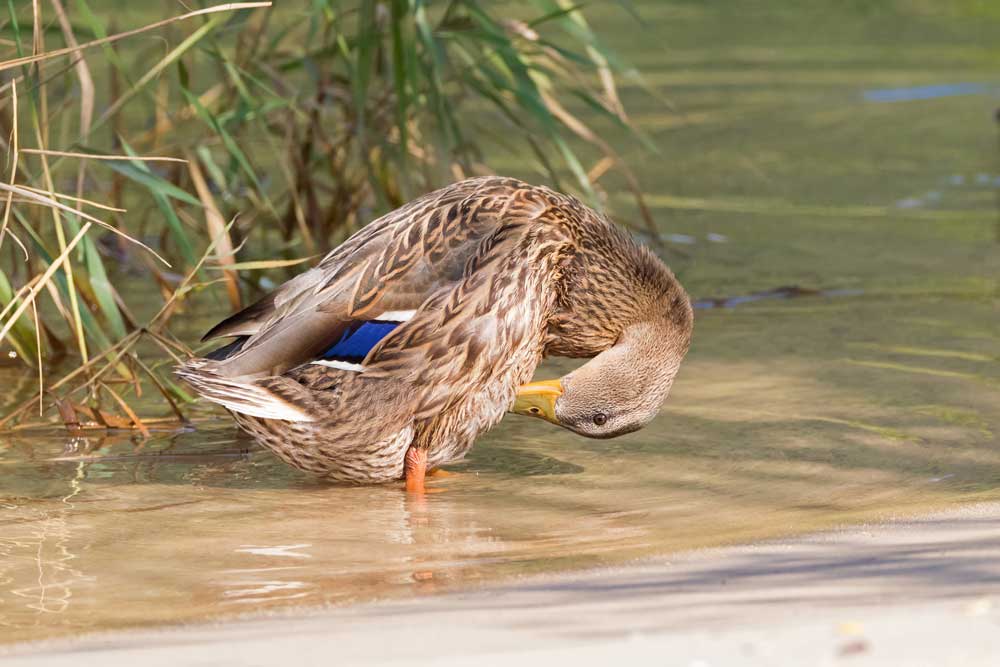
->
xmin=322 ymin=321 xmax=399 ymax=360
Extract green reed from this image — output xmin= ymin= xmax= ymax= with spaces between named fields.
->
xmin=0 ymin=0 xmax=653 ymax=430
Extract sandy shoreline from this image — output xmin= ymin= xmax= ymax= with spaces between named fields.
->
xmin=0 ymin=503 xmax=1000 ymax=666
xmin=5 ymin=502 xmax=1000 ymax=665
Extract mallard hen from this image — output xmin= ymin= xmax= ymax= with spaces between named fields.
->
xmin=177 ymin=177 xmax=693 ymax=490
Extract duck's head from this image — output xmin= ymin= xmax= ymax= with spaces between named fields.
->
xmin=512 ymin=304 xmax=693 ymax=439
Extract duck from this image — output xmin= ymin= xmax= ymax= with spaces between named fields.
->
xmin=177 ymin=176 xmax=693 ymax=491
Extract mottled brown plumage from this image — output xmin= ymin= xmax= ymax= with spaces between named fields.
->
xmin=177 ymin=177 xmax=692 ymax=485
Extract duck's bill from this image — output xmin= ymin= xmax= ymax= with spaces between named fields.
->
xmin=510 ymin=378 xmax=563 ymax=425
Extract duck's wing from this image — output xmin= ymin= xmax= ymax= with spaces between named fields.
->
xmin=187 ymin=200 xmax=576 ymax=432
xmin=357 ymin=215 xmax=575 ymax=421
xmin=201 ymin=177 xmax=570 ymax=379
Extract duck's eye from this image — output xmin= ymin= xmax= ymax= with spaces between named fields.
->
xmin=593 ymin=413 xmax=608 ymax=426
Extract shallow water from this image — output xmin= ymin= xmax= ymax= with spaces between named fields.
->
xmin=2 ymin=0 xmax=999 ymax=645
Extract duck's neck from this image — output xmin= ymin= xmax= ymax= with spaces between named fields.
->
xmin=546 ymin=231 xmax=692 ymax=359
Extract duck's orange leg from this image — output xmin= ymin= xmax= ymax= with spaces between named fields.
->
xmin=404 ymin=446 xmax=428 ymax=493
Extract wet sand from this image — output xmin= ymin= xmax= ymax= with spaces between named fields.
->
xmin=4 ymin=502 xmax=1000 ymax=666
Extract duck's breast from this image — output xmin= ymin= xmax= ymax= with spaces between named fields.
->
xmin=424 ymin=272 xmax=557 ymax=469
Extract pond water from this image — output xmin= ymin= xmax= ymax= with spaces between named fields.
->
xmin=2 ymin=0 xmax=999 ymax=644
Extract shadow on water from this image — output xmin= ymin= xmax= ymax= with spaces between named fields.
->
xmin=353 ymin=517 xmax=1000 ymax=643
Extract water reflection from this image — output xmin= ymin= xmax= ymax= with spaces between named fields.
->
xmin=1 ymin=464 xmax=96 ymax=639
xmin=3 ymin=291 xmax=998 ymax=643
xmin=0 ymin=427 xmax=616 ymax=641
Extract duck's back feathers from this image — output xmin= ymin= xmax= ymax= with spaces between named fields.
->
xmin=200 ymin=177 xmax=574 ymax=379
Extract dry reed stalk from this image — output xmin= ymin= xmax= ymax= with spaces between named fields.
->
xmin=0 ymin=182 xmax=168 ymax=263
xmin=0 ymin=221 xmax=92 ymax=343
xmin=0 ymin=3 xmax=273 ymax=73
xmin=19 ymin=148 xmax=187 ymax=163
xmin=187 ymin=155 xmax=241 ymax=311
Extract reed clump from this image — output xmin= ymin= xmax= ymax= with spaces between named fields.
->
xmin=0 ymin=1 xmax=655 ymax=432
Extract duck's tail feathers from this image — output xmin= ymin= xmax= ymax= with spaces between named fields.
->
xmin=175 ymin=359 xmax=315 ymax=423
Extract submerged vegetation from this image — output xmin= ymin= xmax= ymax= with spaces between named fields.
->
xmin=0 ymin=1 xmax=653 ymax=430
